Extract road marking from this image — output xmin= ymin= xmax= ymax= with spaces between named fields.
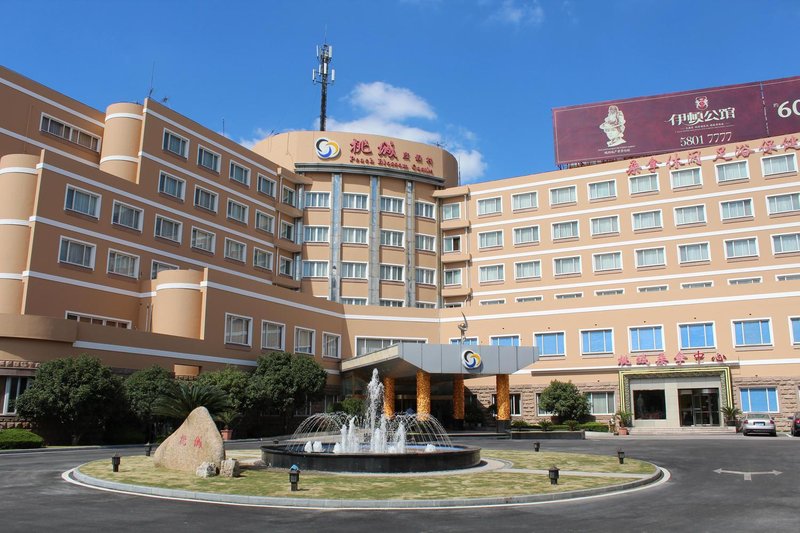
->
xmin=713 ymin=468 xmax=781 ymax=481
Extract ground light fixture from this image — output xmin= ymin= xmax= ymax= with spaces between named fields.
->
xmin=111 ymin=454 xmax=121 ymax=473
xmin=289 ymin=464 xmax=301 ymax=491
xmin=548 ymin=466 xmax=559 ymax=485
xmin=533 ymin=441 xmax=540 ymax=452
xmin=617 ymin=450 xmax=625 ymax=464
xmin=145 ymin=443 xmax=153 ymax=457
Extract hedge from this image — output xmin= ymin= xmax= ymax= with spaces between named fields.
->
xmin=0 ymin=428 xmax=45 ymax=449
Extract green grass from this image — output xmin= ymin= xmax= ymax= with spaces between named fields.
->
xmin=485 ymin=450 xmax=656 ymax=475
xmin=77 ymin=449 xmax=656 ymax=501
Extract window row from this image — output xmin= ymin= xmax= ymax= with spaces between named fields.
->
xmin=223 ymin=314 xmax=340 ymax=358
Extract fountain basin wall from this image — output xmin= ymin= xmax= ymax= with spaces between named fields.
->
xmin=261 ymin=444 xmax=482 ymax=473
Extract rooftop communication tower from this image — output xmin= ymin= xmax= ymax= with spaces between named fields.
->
xmin=312 ymin=43 xmax=335 ymax=131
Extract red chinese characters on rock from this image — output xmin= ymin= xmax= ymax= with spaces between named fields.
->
xmin=378 ymin=141 xmax=398 ymax=159
xmin=193 ymin=436 xmax=203 ymax=448
xmin=178 ymin=434 xmax=188 ymax=446
xmin=350 ymin=139 xmax=372 ymax=155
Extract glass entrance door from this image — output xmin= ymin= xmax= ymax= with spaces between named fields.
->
xmin=679 ymin=388 xmax=720 ymax=426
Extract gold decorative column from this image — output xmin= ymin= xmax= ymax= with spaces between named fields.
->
xmin=416 ymin=369 xmax=431 ymax=420
xmin=496 ymin=374 xmax=510 ymax=424
xmin=383 ymin=376 xmax=395 ymax=418
xmin=453 ymin=375 xmax=465 ymax=421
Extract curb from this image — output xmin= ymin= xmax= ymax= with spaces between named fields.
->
xmin=68 ymin=464 xmax=665 ymax=510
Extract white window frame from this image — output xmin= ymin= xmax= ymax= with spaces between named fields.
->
xmin=789 ymin=316 xmax=800 ymax=345
xmin=490 ymin=334 xmax=521 ymax=347
xmin=58 ymin=236 xmax=96 ymax=269
xmin=681 ymin=281 xmax=713 ymax=289
xmin=162 ymin=128 xmax=188 ymax=158
xmin=279 ymin=256 xmax=293 ymax=277
xmin=154 ymin=215 xmax=182 ymax=243
xmin=229 ymin=161 xmax=251 ymax=186
xmin=477 ymin=196 xmax=502 ymax=216
xmin=592 ymin=251 xmax=622 ymax=272
xmin=441 ymin=202 xmax=461 ymax=220
xmin=715 ymin=160 xmax=749 ymax=183
xmin=253 ymin=248 xmax=273 ymax=271
xmin=193 ymin=186 xmax=219 ymax=213
xmin=513 ymin=225 xmax=540 ymax=245
xmin=414 ymin=200 xmax=435 ymax=219
xmin=151 ymin=260 xmax=178 ymax=279
xmin=511 ymin=191 xmax=538 ymax=211
xmin=226 ymin=199 xmax=249 ymax=224
xmin=255 ymin=210 xmax=275 ymax=234
xmin=478 ymin=230 xmax=504 ymax=249
xmin=158 ymin=171 xmax=186 ymax=200
xmin=342 ymin=227 xmax=368 ymax=245
xmin=638 ymin=285 xmax=668 ymax=293
xmin=731 ymin=318 xmax=773 ymax=348
xmin=478 ymin=263 xmax=505 ymax=283
xmin=766 ymin=192 xmax=800 ymax=215
xmin=514 ymin=259 xmax=541 ymax=280
xmin=628 ymin=325 xmax=664 ymax=352
xmin=632 ymin=209 xmax=663 ymax=231
xmin=322 ymin=332 xmax=341 ymax=359
xmin=305 ymin=191 xmax=331 ymax=209
xmin=224 ymin=237 xmax=246 ymax=262
xmin=302 ymin=260 xmax=329 ymax=278
xmin=343 ymin=192 xmax=368 ymax=210
xmin=415 ymin=267 xmax=436 ymax=286
xmin=761 ymin=153 xmax=797 ymax=177
xmin=674 ymin=204 xmax=707 ymax=226
xmin=555 ymin=292 xmax=583 ymax=300
xmin=580 ymin=328 xmax=614 ymax=355
xmin=197 ymin=145 xmax=221 ymax=173
xmin=379 ymin=299 xmax=405 ymax=308
xmin=64 ymin=185 xmax=101 ymax=218
xmin=587 ymin=392 xmax=616 ymax=415
xmin=380 ymin=195 xmax=404 ymax=214
xmin=516 ymin=295 xmax=543 ymax=303
xmin=629 ymin=173 xmax=659 ymax=194
xmin=549 ymin=185 xmax=577 ymax=206
xmin=190 ymin=227 xmax=216 ymax=253
xmin=294 ymin=327 xmax=316 ymax=355
xmin=728 ymin=276 xmax=761 ymax=285
xmin=40 ymin=113 xmax=101 ymax=152
xmin=553 ymin=255 xmax=581 ymax=276
xmin=304 ymin=226 xmax=330 ymax=244
xmin=261 ymin=320 xmax=285 ymax=350
xmin=587 ymin=179 xmax=616 ymax=200
xmin=257 ymin=174 xmax=276 ymax=197
xmin=670 ymin=167 xmax=702 ymax=189
xmin=379 ymin=264 xmax=404 ymax=282
xmin=552 ymin=220 xmax=580 ymax=240
xmin=443 ymin=268 xmax=462 ymax=286
xmin=415 ymin=233 xmax=436 ymax=252
xmin=534 ymin=331 xmax=566 ymax=357
xmin=111 ymin=200 xmax=143 ymax=231
xmin=480 ymin=299 xmax=506 ymax=306
xmin=224 ymin=313 xmax=252 ymax=347
xmin=380 ymin=229 xmax=405 ymax=248
xmin=677 ymin=321 xmax=716 ymax=350
xmin=279 ymin=220 xmax=295 ymax=241
xmin=595 ymin=288 xmax=624 ymax=296
xmin=724 ymin=237 xmax=759 ymax=259
xmin=590 ymin=215 xmax=619 ymax=236
xmin=719 ymin=198 xmax=754 ymax=221
xmin=635 ymin=246 xmax=666 ymax=268
xmin=106 ymin=249 xmax=139 ymax=278
xmin=442 ymin=235 xmax=462 ymax=253
xmin=341 ymin=262 xmax=368 ymax=279
xmin=678 ymin=241 xmax=711 ymax=264
xmin=772 ymin=232 xmax=800 ymax=255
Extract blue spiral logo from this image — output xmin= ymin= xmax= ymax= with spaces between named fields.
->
xmin=462 ymin=349 xmax=482 ymax=370
xmin=315 ymin=137 xmax=340 ymax=159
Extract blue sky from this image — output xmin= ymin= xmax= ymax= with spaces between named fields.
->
xmin=4 ymin=1 xmax=799 ymax=183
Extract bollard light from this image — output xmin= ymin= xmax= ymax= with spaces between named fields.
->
xmin=289 ymin=464 xmax=301 ymax=492
xmin=145 ymin=443 xmax=153 ymax=457
xmin=617 ymin=449 xmax=625 ymax=464
xmin=111 ymin=454 xmax=121 ymax=473
xmin=533 ymin=441 xmax=540 ymax=452
xmin=548 ymin=465 xmax=559 ymax=485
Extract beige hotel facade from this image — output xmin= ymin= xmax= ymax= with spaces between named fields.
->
xmin=1 ymin=65 xmax=799 ymax=431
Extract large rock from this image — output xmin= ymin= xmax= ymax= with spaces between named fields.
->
xmin=153 ymin=407 xmax=225 ymax=473
xmin=220 ymin=458 xmax=240 ymax=478
xmin=196 ymin=462 xmax=218 ymax=478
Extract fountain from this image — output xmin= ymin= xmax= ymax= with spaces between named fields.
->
xmin=261 ymin=369 xmax=481 ymax=473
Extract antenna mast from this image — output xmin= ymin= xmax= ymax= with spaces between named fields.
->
xmin=312 ymin=42 xmax=335 ymax=131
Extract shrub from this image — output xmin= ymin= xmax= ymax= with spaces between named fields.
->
xmin=464 ymin=402 xmax=484 ymax=425
xmin=0 ymin=429 xmax=45 ymax=449
xmin=511 ymin=419 xmax=530 ymax=428
xmin=580 ymin=422 xmax=610 ymax=433
xmin=538 ymin=380 xmax=591 ymax=422
xmin=538 ymin=419 xmax=553 ymax=431
xmin=564 ymin=419 xmax=579 ymax=431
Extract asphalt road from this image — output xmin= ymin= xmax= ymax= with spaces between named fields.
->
xmin=1 ymin=435 xmax=797 ymax=532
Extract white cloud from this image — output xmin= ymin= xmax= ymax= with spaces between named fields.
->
xmin=452 ymin=149 xmax=487 ymax=183
xmin=348 ymin=81 xmax=437 ymax=121
xmin=492 ymin=0 xmax=545 ymax=26
xmin=238 ymin=127 xmax=275 ymax=149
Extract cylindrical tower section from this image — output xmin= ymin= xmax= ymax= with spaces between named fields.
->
xmin=151 ymin=270 xmax=204 ymax=339
xmin=0 ymin=154 xmax=39 ymax=314
xmin=99 ymin=103 xmax=144 ymax=182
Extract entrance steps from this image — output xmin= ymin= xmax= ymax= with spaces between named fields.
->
xmin=630 ymin=426 xmax=737 ymax=436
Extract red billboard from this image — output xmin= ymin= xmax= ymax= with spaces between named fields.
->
xmin=553 ymin=77 xmax=800 ymax=166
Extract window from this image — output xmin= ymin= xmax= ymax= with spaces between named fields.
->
xmin=229 ymin=161 xmax=250 ymax=186
xmin=443 ymin=269 xmax=462 ymax=285
xmin=777 ymin=273 xmax=800 ymax=281
xmin=671 ymin=167 xmax=702 ymax=188
xmin=638 ymin=285 xmax=668 ymax=293
xmin=596 ymin=288 xmax=624 ymax=296
xmin=305 ymin=191 xmax=330 ymax=208
xmin=193 ymin=187 xmax=218 ymax=212
xmin=322 ymin=333 xmax=340 ymax=359
xmin=107 ymin=250 xmax=139 ymax=278
xmin=112 ymin=201 xmax=143 ymax=231
xmin=222 ymin=238 xmax=246 ymax=261
xmin=304 ymin=226 xmax=329 ymax=243
xmin=261 ymin=321 xmax=284 ymax=350
xmin=512 ymin=192 xmax=538 ymax=211
xmin=443 ymin=235 xmax=461 ymax=253
xmin=740 ymin=387 xmax=779 ymax=413
xmin=443 ymin=302 xmax=463 ymax=308
xmin=65 ymin=186 xmax=100 ymax=217
xmin=554 ymin=256 xmax=581 ymax=275
xmin=581 ymin=329 xmax=613 ymax=354
xmin=416 ymin=234 xmax=435 ymax=252
xmin=416 ymin=302 xmax=436 ymax=309
xmin=355 ymin=337 xmax=425 ymax=356
xmin=762 ymin=153 xmax=796 ymax=176
xmin=415 ymin=267 xmax=435 ymax=285
xmin=636 ymin=247 xmax=666 ymax=267
xmin=791 ymin=317 xmax=800 ymax=344
xmin=279 ymin=221 xmax=294 ymax=241
xmin=151 ymin=260 xmax=178 ymax=279
xmin=480 ymin=299 xmax=505 ymax=306
xmin=629 ymin=173 xmax=658 ymax=194
xmin=536 ymin=393 xmax=554 ymax=416
xmin=295 ymin=328 xmax=315 ymax=354
xmin=773 ymin=233 xmax=800 ymax=254
xmin=343 ymin=193 xmax=368 ymax=210
xmin=342 ymin=227 xmax=367 ymax=244
xmin=516 ymin=295 xmax=543 ymax=303
xmin=257 ymin=175 xmax=276 ymax=197
xmin=491 ymin=393 xmax=522 ymax=416
xmin=632 ymin=210 xmax=662 ymax=230
xmin=515 ymin=260 xmax=541 ymax=280
xmin=302 ymin=260 xmax=328 ymax=278
xmin=154 ymin=215 xmax=182 ymax=243
xmin=197 ymin=146 xmax=220 ymax=172
xmin=162 ymin=130 xmax=188 ymax=157
xmin=279 ymin=256 xmax=293 ymax=277
xmin=590 ymin=216 xmax=619 ymax=236
xmin=442 ymin=203 xmax=461 ymax=219
xmin=678 ymin=242 xmax=710 ymax=263
xmin=158 ymin=172 xmax=185 ymax=199
xmin=191 ymin=227 xmax=215 ymax=253
xmin=477 ymin=197 xmax=502 ymax=215
xmin=479 ymin=264 xmax=504 ymax=282
xmin=380 ymin=196 xmax=404 ymax=214
xmin=725 ymin=237 xmax=758 ymax=259
xmin=535 ymin=332 xmax=565 ymax=356
xmin=280 ymin=186 xmax=296 ymax=207
xmin=513 ymin=226 xmax=539 ymax=245
xmin=593 ymin=252 xmax=622 ymax=272
xmin=630 ymin=326 xmax=663 ymax=351
xmin=682 ymin=281 xmax=712 ymax=289
xmin=255 ymin=211 xmax=274 ymax=233
xmin=253 ymin=248 xmax=273 ymax=270
xmin=728 ymin=277 xmax=761 ymax=285
xmin=380 ymin=299 xmax=404 ymax=308
xmin=66 ymin=311 xmax=130 ymax=328
xmin=679 ymin=322 xmax=715 ymax=349
xmin=556 ymin=292 xmax=583 ymax=300
xmin=675 ymin=205 xmax=706 ymax=225
xmin=380 ymin=230 xmax=404 ymax=247
xmin=491 ymin=335 xmax=520 ymax=346
xmin=341 ymin=297 xmax=367 ymax=306
xmin=767 ymin=192 xmax=800 ymax=215
xmin=552 ymin=221 xmax=579 ymax=240
xmin=40 ymin=114 xmax=100 ymax=151
xmin=550 ymin=186 xmax=576 ymax=205
xmin=587 ymin=392 xmax=615 ymax=415
xmin=733 ymin=319 xmax=771 ymax=347
xmin=1 ymin=376 xmax=31 ymax=415
xmin=588 ymin=180 xmax=616 ymax=200
xmin=379 ymin=264 xmax=404 ymax=281
xmin=720 ymin=199 xmax=753 ymax=220
xmin=59 ymin=237 xmax=95 ymax=268
xmin=716 ymin=161 xmax=748 ymax=182
xmin=450 ymin=337 xmax=479 ymax=345
xmin=341 ymin=262 xmax=367 ymax=279
xmin=414 ymin=201 xmax=435 ymax=219
xmin=478 ymin=230 xmax=503 ymax=248
xmin=225 ymin=314 xmax=252 ymax=346
xmin=226 ymin=199 xmax=249 ymax=223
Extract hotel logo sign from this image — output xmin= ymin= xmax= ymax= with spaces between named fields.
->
xmin=315 ymin=137 xmax=340 ymax=160
xmin=462 ymin=349 xmax=482 ymax=370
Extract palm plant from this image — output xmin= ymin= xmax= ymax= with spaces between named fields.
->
xmin=152 ymin=381 xmax=230 ymax=421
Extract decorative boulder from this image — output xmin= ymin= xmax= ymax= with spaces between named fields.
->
xmin=153 ymin=406 xmax=225 ymax=473
xmin=220 ymin=458 xmax=240 ymax=478
xmin=196 ymin=462 xmax=218 ymax=478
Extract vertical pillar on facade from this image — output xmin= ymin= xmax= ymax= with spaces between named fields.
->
xmin=453 ymin=375 xmax=465 ymax=430
xmin=416 ymin=369 xmax=431 ymax=420
xmin=405 ymin=180 xmax=416 ymax=308
xmin=495 ymin=374 xmax=510 ymax=432
xmin=329 ymin=173 xmax=342 ymax=302
xmin=368 ymin=176 xmax=380 ymax=305
xmin=383 ymin=376 xmax=395 ymax=418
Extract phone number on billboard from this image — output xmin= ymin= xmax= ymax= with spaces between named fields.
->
xmin=679 ymin=132 xmax=733 ymax=147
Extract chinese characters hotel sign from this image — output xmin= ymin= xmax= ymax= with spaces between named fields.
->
xmin=552 ymin=76 xmax=800 ymax=166
xmin=315 ymin=136 xmax=435 ymax=175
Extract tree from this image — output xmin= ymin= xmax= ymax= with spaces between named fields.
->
xmin=247 ymin=352 xmax=327 ymax=431
xmin=15 ymin=355 xmax=125 ymax=445
xmin=537 ymin=380 xmax=591 ymax=422
xmin=152 ymin=380 xmax=229 ymax=421
xmin=124 ymin=366 xmax=177 ymax=441
xmin=196 ymin=366 xmax=250 ymax=413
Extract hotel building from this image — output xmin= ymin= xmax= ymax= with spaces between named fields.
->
xmin=1 ymin=66 xmax=799 ymax=432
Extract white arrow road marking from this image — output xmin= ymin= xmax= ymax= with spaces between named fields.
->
xmin=714 ymin=469 xmax=782 ymax=481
